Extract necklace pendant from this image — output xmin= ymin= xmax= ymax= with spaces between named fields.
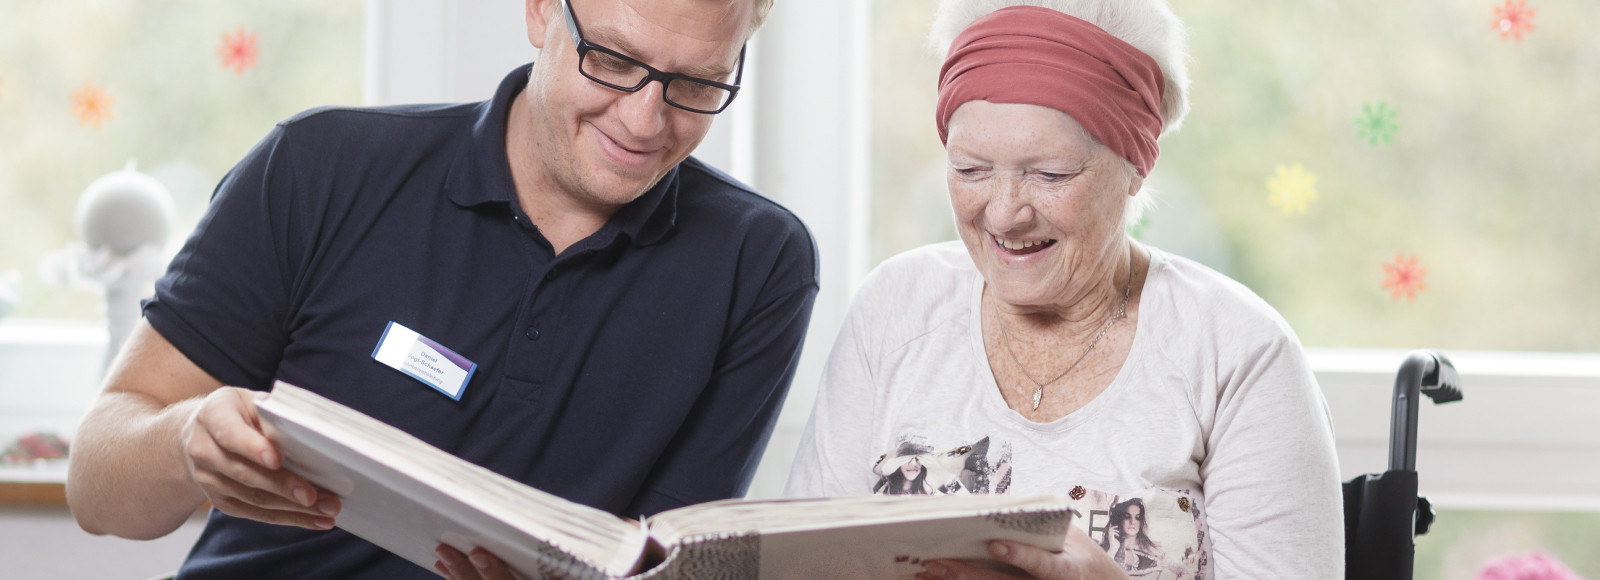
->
xmin=1031 ymin=387 xmax=1043 ymax=410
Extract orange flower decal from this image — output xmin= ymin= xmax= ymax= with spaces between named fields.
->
xmin=1492 ymin=0 xmax=1536 ymax=42
xmin=1382 ymin=254 xmax=1428 ymax=301
xmin=218 ymin=28 xmax=259 ymax=75
xmin=71 ymin=82 xmax=114 ymax=128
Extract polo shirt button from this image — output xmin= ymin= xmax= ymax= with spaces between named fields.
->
xmin=544 ymin=269 xmax=558 ymax=281
xmin=525 ymin=327 xmax=541 ymax=341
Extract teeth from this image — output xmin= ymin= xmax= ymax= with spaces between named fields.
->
xmin=997 ymin=238 xmax=1047 ymax=251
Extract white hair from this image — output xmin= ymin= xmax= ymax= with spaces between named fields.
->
xmin=930 ymin=0 xmax=1191 ymax=227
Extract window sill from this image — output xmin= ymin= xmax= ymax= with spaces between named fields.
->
xmin=0 ymin=467 xmax=67 ymax=506
xmin=3 ymin=321 xmax=1597 ymax=511
xmin=1308 ymin=348 xmax=1600 ymax=512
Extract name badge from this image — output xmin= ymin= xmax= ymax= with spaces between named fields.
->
xmin=371 ymin=321 xmax=478 ymax=400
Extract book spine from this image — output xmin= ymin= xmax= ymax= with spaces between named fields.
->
xmin=627 ymin=532 xmax=761 ymax=580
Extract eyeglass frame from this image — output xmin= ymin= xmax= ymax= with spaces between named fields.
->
xmin=559 ymin=0 xmax=746 ymax=115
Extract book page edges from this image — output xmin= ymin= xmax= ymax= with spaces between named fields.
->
xmin=258 ymin=381 xmax=648 ymax=578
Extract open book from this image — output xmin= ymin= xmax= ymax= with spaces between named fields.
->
xmin=256 ymin=381 xmax=1073 ymax=579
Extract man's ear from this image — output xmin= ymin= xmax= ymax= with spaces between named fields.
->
xmin=526 ymin=0 xmax=561 ymax=50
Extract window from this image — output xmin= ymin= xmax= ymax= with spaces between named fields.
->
xmin=870 ymin=0 xmax=1600 ymax=353
xmin=0 ymin=0 xmax=363 ymax=321
xmin=0 ymin=0 xmax=362 ymax=483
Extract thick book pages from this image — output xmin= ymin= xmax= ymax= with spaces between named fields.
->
xmin=257 ymin=381 xmax=1073 ymax=579
xmin=640 ymin=495 xmax=1075 ymax=579
xmin=257 ymin=381 xmax=648 ymax=578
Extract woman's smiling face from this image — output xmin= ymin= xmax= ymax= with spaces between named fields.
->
xmin=944 ymin=100 xmax=1141 ymax=309
xmin=899 ymin=457 xmax=922 ymax=478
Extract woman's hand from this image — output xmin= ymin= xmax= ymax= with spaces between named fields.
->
xmin=434 ymin=544 xmax=517 ymax=580
xmin=915 ymin=526 xmax=1129 ymax=580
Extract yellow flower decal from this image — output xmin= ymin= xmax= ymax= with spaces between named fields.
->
xmin=1267 ymin=162 xmax=1318 ymax=215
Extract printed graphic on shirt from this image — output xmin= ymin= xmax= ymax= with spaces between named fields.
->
xmin=870 ymin=436 xmax=1010 ymax=495
xmin=869 ymin=435 xmax=1209 ymax=579
xmin=1076 ymin=487 xmax=1207 ymax=580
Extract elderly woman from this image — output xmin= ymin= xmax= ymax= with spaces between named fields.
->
xmin=784 ymin=0 xmax=1343 ymax=578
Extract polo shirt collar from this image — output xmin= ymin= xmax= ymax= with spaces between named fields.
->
xmin=445 ymin=63 xmax=678 ymax=247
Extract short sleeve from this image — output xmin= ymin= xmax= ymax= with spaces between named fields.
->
xmin=1200 ymin=325 xmax=1345 ymax=578
xmin=143 ymin=124 xmax=301 ymax=388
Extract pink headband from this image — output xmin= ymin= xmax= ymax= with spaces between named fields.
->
xmin=936 ymin=6 xmax=1166 ymax=176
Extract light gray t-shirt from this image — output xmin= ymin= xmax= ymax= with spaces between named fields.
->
xmin=785 ymin=242 xmax=1343 ymax=579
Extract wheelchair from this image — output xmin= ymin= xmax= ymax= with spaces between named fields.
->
xmin=1342 ymin=350 xmax=1464 ymax=579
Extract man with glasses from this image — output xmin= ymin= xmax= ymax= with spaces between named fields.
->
xmin=66 ymin=0 xmax=809 ymax=578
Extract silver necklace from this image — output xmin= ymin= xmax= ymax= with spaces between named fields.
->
xmin=999 ymin=253 xmax=1134 ymax=411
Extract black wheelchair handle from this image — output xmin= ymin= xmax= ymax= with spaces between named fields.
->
xmin=1389 ymin=350 xmax=1464 ymax=472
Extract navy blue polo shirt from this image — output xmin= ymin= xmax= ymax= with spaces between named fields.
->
xmin=146 ymin=64 xmax=818 ymax=579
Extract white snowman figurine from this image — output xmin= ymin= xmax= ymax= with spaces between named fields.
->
xmin=40 ymin=161 xmax=174 ymax=373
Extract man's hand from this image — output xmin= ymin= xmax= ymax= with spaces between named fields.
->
xmin=182 ymin=387 xmax=340 ymax=529
xmin=915 ymin=526 xmax=1129 ymax=580
xmin=434 ymin=544 xmax=517 ymax=580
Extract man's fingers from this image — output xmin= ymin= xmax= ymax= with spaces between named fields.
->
xmin=191 ymin=447 xmax=320 ymax=511
xmin=185 ymin=387 xmax=331 ymax=512
xmin=199 ymin=390 xmax=277 ymax=469
xmin=176 ymin=386 xmax=345 ymax=530
xmin=193 ymin=457 xmax=325 ymax=514
xmin=210 ymin=494 xmax=335 ymax=530
xmin=315 ymin=495 xmax=343 ymax=517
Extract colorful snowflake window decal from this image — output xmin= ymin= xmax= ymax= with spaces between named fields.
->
xmin=1492 ymin=0 xmax=1536 ymax=42
xmin=1266 ymin=162 xmax=1318 ymax=215
xmin=1382 ymin=254 xmax=1428 ymax=301
xmin=1355 ymin=101 xmax=1399 ymax=147
xmin=218 ymin=28 xmax=260 ymax=75
xmin=71 ymin=82 xmax=114 ymax=128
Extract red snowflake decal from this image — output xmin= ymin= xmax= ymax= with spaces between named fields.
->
xmin=1491 ymin=0 xmax=1536 ymax=42
xmin=1382 ymin=254 xmax=1428 ymax=301
xmin=71 ymin=82 xmax=114 ymax=128
xmin=218 ymin=28 xmax=259 ymax=75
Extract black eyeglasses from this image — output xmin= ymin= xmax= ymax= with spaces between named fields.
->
xmin=560 ymin=0 xmax=745 ymax=115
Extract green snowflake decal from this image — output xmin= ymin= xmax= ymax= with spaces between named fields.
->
xmin=1354 ymin=101 xmax=1399 ymax=147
